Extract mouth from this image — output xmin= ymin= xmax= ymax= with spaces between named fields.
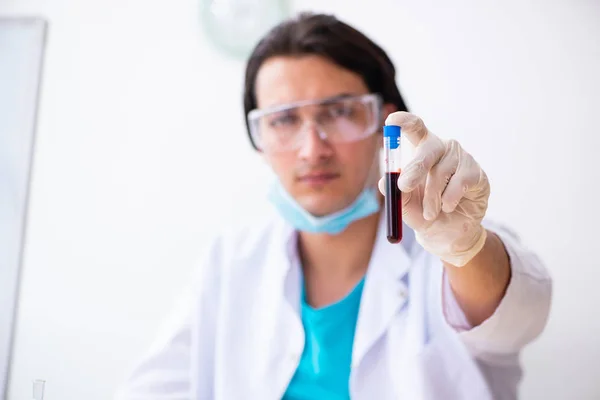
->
xmin=297 ymin=172 xmax=340 ymax=185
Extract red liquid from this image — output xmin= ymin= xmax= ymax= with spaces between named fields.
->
xmin=385 ymin=171 xmax=403 ymax=244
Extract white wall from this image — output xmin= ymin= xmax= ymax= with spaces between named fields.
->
xmin=0 ymin=18 xmax=46 ymax=397
xmin=1 ymin=0 xmax=598 ymax=399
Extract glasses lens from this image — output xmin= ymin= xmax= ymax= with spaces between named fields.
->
xmin=317 ymin=97 xmax=375 ymax=142
xmin=257 ymin=108 xmax=302 ymax=151
xmin=249 ymin=94 xmax=380 ymax=152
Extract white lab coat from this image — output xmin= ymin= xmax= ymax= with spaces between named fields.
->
xmin=114 ymin=210 xmax=552 ymax=400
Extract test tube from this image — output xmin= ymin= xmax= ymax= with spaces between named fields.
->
xmin=383 ymin=125 xmax=402 ymax=244
xmin=32 ymin=379 xmax=45 ymax=400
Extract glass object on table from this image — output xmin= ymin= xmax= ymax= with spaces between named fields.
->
xmin=32 ymin=379 xmax=45 ymax=400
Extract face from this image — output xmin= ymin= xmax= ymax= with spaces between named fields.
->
xmin=254 ymin=55 xmax=394 ymax=216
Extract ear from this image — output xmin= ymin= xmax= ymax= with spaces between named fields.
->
xmin=382 ymin=103 xmax=398 ymax=123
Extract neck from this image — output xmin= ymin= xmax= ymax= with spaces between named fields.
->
xmin=297 ymin=202 xmax=382 ymax=307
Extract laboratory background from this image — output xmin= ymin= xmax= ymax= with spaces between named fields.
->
xmin=1 ymin=0 xmax=599 ymax=399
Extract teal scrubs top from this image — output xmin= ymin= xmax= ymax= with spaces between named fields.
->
xmin=283 ymin=278 xmax=365 ymax=400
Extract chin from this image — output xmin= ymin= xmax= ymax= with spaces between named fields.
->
xmin=297 ymin=194 xmax=351 ymax=217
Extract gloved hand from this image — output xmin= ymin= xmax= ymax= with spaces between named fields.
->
xmin=378 ymin=111 xmax=490 ymax=267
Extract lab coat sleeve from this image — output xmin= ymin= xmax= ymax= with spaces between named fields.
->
xmin=113 ymin=239 xmax=222 ymax=400
xmin=441 ymin=220 xmax=552 ymax=359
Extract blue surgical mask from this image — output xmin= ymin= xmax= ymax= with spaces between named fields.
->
xmin=268 ymin=180 xmax=381 ymax=235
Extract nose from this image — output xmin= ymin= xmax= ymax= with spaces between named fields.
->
xmin=297 ymin=125 xmax=334 ymax=161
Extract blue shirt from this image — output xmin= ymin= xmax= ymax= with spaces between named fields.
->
xmin=283 ymin=278 xmax=365 ymax=400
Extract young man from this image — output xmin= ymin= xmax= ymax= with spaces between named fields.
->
xmin=115 ymin=12 xmax=551 ymax=400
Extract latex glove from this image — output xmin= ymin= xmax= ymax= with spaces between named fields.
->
xmin=378 ymin=112 xmax=490 ymax=267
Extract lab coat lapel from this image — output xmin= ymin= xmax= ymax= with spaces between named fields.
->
xmin=352 ymin=215 xmax=414 ymax=370
xmin=272 ymin=223 xmax=309 ymax=399
xmin=246 ymin=220 xmax=304 ymax=400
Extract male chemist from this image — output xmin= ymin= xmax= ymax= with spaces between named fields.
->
xmin=115 ymin=12 xmax=552 ymax=400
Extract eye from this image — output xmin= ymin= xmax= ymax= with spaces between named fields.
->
xmin=329 ymin=103 xmax=353 ymax=118
xmin=268 ymin=112 xmax=298 ymax=127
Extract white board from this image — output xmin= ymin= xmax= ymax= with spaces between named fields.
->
xmin=0 ymin=17 xmax=47 ymax=400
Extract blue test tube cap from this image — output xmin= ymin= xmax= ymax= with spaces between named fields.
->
xmin=383 ymin=125 xmax=401 ymax=149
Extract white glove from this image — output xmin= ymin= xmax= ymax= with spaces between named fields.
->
xmin=378 ymin=112 xmax=490 ymax=267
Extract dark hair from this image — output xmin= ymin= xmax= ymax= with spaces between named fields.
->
xmin=243 ymin=11 xmax=409 ymax=150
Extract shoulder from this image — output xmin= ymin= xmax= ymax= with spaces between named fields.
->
xmin=190 ymin=208 xmax=291 ymax=283
xmin=218 ymin=208 xmax=291 ymax=259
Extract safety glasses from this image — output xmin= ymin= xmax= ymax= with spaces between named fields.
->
xmin=247 ymin=93 xmax=383 ymax=153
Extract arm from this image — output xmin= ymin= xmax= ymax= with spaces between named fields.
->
xmin=114 ymin=290 xmax=194 ymax=400
xmin=114 ymin=240 xmax=222 ymax=400
xmin=443 ymin=229 xmax=511 ymax=327
xmin=443 ymin=221 xmax=552 ymax=356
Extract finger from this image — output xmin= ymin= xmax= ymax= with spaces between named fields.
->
xmin=402 ymin=188 xmax=414 ymax=218
xmin=378 ymin=176 xmax=385 ymax=195
xmin=422 ymin=149 xmax=458 ymax=220
xmin=441 ymin=150 xmax=482 ymax=213
xmin=399 ymin=185 xmax=426 ymax=232
xmin=396 ymin=136 xmax=446 ymax=193
xmin=385 ymin=111 xmax=429 ymax=147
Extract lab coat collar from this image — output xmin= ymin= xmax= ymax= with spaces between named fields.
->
xmin=272 ymin=211 xmax=416 ymax=371
xmin=275 ymin=210 xmax=415 ymax=276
